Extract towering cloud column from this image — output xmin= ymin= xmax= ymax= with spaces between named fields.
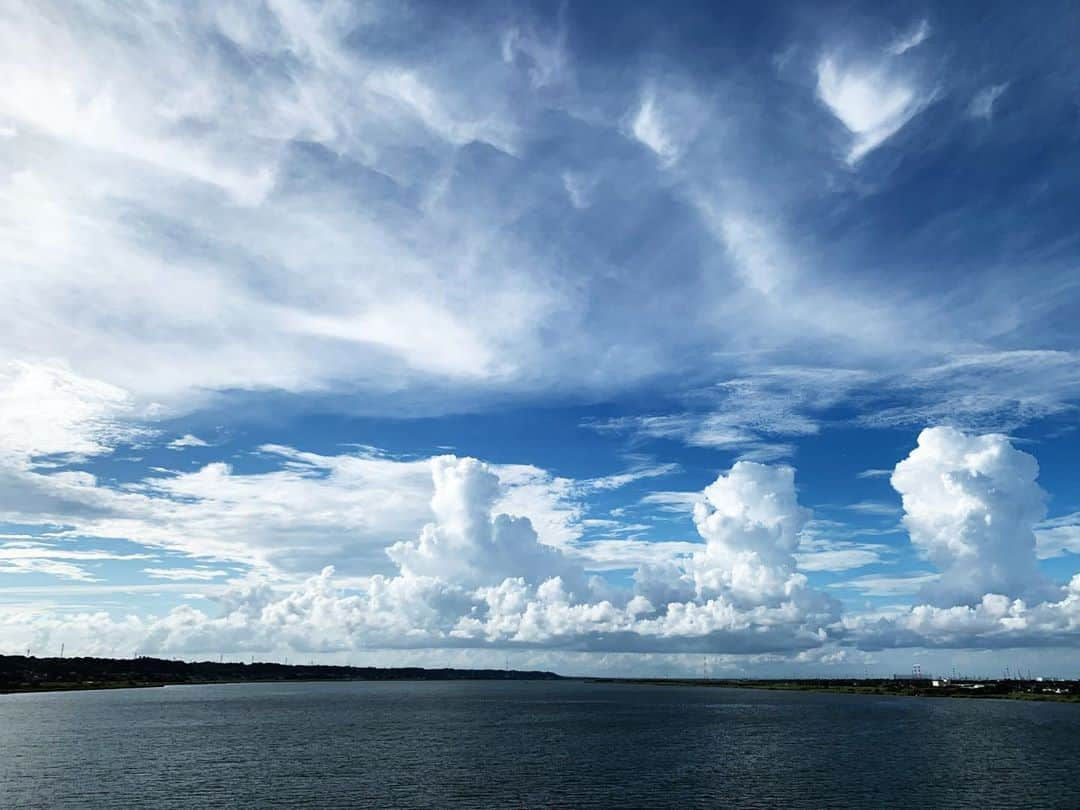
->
xmin=891 ymin=426 xmax=1053 ymax=606
xmin=387 ymin=456 xmax=580 ymax=592
xmin=689 ymin=461 xmax=812 ymax=606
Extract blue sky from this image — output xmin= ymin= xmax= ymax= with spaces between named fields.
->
xmin=1 ymin=0 xmax=1079 ymax=677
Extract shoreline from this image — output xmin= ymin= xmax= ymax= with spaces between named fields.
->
xmin=1 ymin=676 xmax=560 ymax=696
xmin=5 ymin=675 xmax=1079 ymax=703
xmin=0 ymin=654 xmax=562 ymax=696
xmin=580 ymin=677 xmax=1080 ymax=703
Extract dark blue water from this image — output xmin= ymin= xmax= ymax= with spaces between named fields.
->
xmin=1 ymin=681 xmax=1078 ymax=808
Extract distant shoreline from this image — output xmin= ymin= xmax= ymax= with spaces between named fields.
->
xmin=0 ymin=654 xmax=562 ymax=696
xmin=583 ymin=677 xmax=1080 ymax=703
xmin=0 ymin=677 xmax=564 ymax=696
xmin=4 ymin=655 xmax=1078 ymax=703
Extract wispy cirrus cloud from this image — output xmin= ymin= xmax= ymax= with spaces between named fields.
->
xmin=1035 ymin=513 xmax=1080 ymax=559
xmin=816 ymin=21 xmax=936 ymax=163
xmin=830 ymin=572 xmax=940 ymax=597
xmin=167 ymin=434 xmax=210 ymax=450
xmin=968 ymin=83 xmax=1009 ymax=119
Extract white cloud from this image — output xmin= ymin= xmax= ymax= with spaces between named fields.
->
xmin=1 ymin=4 xmax=1077 ymax=667
xmin=0 ymin=537 xmax=152 ymax=582
xmin=860 ymin=351 xmax=1080 ymax=431
xmin=0 ymin=456 xmax=840 ymax=656
xmin=686 ymin=462 xmax=810 ymax=604
xmin=968 ymin=83 xmax=1008 ymax=119
xmin=887 ymin=20 xmax=931 ymax=56
xmin=0 ymin=2 xmax=1060 ymax=455
xmin=167 ymin=434 xmax=209 ymax=450
xmin=843 ymin=500 xmax=901 ymax=516
xmin=844 ymin=576 xmax=1080 ymax=650
xmin=386 ymin=456 xmax=585 ymax=592
xmin=717 ymin=215 xmax=795 ymax=296
xmin=0 ymin=542 xmax=150 ymax=563
xmin=891 ymin=426 xmax=1053 ymax=605
xmin=795 ymin=537 xmax=888 ymax=572
xmin=0 ymin=558 xmax=99 ymax=582
xmin=0 ymin=442 xmax=435 ymax=573
xmin=816 ymin=53 xmax=934 ymax=163
xmin=0 ymin=435 xmax=646 ymax=578
xmin=584 ymin=367 xmax=872 ymax=461
xmin=830 ymin=572 xmax=940 ymax=597
xmin=1036 ymin=513 xmax=1080 ymax=559
xmin=626 ymin=80 xmax=709 ymax=169
xmin=561 ymin=172 xmax=595 ymax=209
xmin=630 ymin=91 xmax=680 ymax=164
xmin=501 ymin=17 xmax=568 ymax=89
xmin=835 ymin=429 xmax=1080 ymax=651
xmin=631 ymin=464 xmax=839 ymax=647
xmin=580 ymin=462 xmax=681 ymax=492
xmin=0 ymin=362 xmax=147 ymax=463
xmin=364 ymin=69 xmax=517 ymax=155
xmin=568 ymin=539 xmax=700 ymax=571
xmin=142 ymin=567 xmax=228 ymax=581
xmin=0 ymin=1 xmax=573 ymax=407
xmin=640 ymin=491 xmax=701 ymax=513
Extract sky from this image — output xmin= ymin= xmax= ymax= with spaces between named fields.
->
xmin=1 ymin=0 xmax=1079 ymax=678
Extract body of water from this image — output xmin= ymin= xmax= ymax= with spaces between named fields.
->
xmin=2 ymin=680 xmax=1078 ymax=808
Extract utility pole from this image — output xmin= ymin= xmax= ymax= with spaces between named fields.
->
xmin=60 ymin=643 xmax=64 ymax=659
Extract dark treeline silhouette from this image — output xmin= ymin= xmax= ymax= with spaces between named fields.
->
xmin=0 ymin=654 xmax=562 ymax=693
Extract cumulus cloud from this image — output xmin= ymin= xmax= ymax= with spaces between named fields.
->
xmin=2 ymin=4 xmax=1078 ymax=669
xmin=844 ymin=576 xmax=1080 ymax=650
xmin=688 ymin=462 xmax=810 ymax=604
xmin=836 ymin=428 xmax=1080 ymax=651
xmin=0 ymin=457 xmax=839 ymax=657
xmin=891 ymin=426 xmax=1052 ymax=605
xmin=386 ymin=456 xmax=584 ymax=592
xmin=0 ymin=413 xmax=671 ymax=583
xmin=630 ymin=462 xmax=838 ymax=649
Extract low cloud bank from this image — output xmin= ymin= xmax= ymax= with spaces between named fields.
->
xmin=3 ymin=427 xmax=1078 ymax=660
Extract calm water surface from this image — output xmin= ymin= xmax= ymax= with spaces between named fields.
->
xmin=1 ymin=680 xmax=1078 ymax=808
